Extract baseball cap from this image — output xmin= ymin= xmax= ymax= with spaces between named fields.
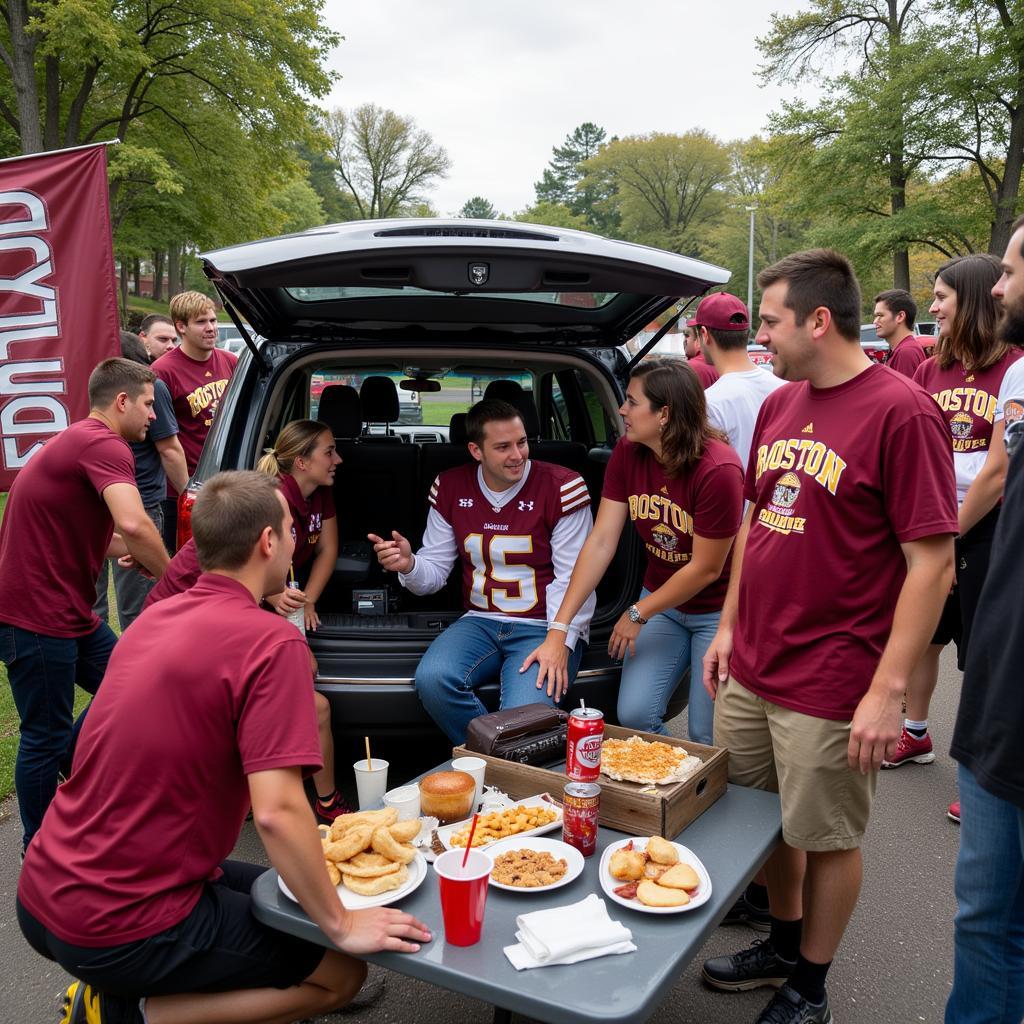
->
xmin=692 ymin=292 xmax=750 ymax=331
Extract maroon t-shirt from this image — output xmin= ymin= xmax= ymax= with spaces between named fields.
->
xmin=730 ymin=365 xmax=958 ymax=720
xmin=152 ymin=346 xmax=237 ymax=480
xmin=142 ymin=537 xmax=201 ymax=610
xmin=18 ymin=573 xmax=320 ymax=946
xmin=0 ymin=419 xmax=136 ymax=637
xmin=688 ymin=353 xmax=719 ymax=390
xmin=279 ymin=474 xmax=337 ymax=571
xmin=602 ymin=437 xmax=744 ymax=613
xmin=430 ymin=461 xmax=589 ymax=618
xmin=886 ymin=336 xmax=930 ymax=378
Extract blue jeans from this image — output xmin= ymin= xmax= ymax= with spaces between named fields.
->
xmin=946 ymin=763 xmax=1024 ymax=1024
xmin=415 ymin=616 xmax=584 ymax=744
xmin=616 ymin=592 xmax=719 ymax=743
xmin=0 ymin=622 xmax=117 ymax=850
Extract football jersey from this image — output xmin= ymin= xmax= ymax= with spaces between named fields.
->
xmin=429 ymin=461 xmax=589 ymax=619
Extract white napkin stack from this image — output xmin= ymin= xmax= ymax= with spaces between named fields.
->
xmin=503 ymin=893 xmax=636 ymax=970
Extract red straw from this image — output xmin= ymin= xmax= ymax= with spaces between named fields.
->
xmin=460 ymin=813 xmax=480 ymax=869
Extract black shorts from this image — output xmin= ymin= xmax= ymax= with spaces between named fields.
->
xmin=17 ymin=861 xmax=325 ymax=998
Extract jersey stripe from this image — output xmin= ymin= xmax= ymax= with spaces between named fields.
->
xmin=428 ymin=476 xmax=439 ymax=507
xmin=560 ymin=481 xmax=588 ymax=504
xmin=561 ymin=493 xmax=590 ymax=514
xmin=560 ymin=477 xmax=585 ymax=492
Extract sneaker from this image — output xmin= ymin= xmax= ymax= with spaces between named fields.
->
xmin=315 ymin=791 xmax=355 ymax=825
xmin=881 ymin=727 xmax=935 ymax=769
xmin=720 ymin=891 xmax=771 ymax=932
xmin=59 ymin=981 xmax=140 ymax=1024
xmin=947 ymin=799 xmax=961 ymax=824
xmin=756 ymin=984 xmax=833 ymax=1024
xmin=702 ymin=938 xmax=795 ymax=992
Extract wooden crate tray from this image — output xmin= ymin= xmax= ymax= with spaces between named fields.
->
xmin=453 ymin=724 xmax=728 ymax=839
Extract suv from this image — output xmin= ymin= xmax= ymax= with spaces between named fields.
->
xmin=186 ymin=219 xmax=730 ymax=742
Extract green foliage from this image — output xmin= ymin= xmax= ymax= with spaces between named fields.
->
xmin=514 ymin=201 xmax=590 ymax=231
xmin=534 ymin=122 xmax=614 ymax=229
xmin=459 ymin=196 xmax=499 ymax=219
xmin=268 ymin=179 xmax=326 ymax=234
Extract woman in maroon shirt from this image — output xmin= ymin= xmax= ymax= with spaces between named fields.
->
xmin=523 ymin=360 xmax=744 ymax=741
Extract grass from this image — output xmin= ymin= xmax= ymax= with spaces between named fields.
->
xmin=0 ymin=492 xmax=111 ymax=803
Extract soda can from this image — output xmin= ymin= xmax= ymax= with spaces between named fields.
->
xmin=562 ymin=781 xmax=601 ymax=857
xmin=566 ymin=706 xmax=604 ymax=781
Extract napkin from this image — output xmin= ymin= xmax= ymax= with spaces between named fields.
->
xmin=503 ymin=893 xmax=636 ymax=970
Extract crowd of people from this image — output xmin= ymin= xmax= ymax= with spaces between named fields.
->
xmin=0 ymin=233 xmax=1022 ymax=1024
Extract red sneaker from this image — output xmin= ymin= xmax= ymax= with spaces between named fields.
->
xmin=881 ymin=727 xmax=935 ymax=769
xmin=315 ymin=791 xmax=354 ymax=825
xmin=947 ymin=799 xmax=961 ymax=824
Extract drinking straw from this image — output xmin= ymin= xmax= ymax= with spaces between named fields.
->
xmin=289 ymin=564 xmax=296 ymax=586
xmin=461 ymin=813 xmax=480 ymax=869
xmin=580 ymin=698 xmax=586 ymax=711
xmin=364 ymin=735 xmax=372 ymax=771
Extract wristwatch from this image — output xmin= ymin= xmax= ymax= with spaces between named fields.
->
xmin=627 ymin=604 xmax=648 ymax=625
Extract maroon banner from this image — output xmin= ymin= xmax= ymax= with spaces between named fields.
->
xmin=0 ymin=144 xmax=120 ymax=490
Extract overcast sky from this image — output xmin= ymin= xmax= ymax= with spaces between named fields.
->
xmin=319 ymin=0 xmax=812 ymax=217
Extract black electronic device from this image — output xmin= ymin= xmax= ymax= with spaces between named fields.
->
xmin=352 ymin=588 xmax=387 ymax=616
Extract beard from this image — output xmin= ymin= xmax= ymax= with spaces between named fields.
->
xmin=998 ymin=296 xmax=1024 ymax=347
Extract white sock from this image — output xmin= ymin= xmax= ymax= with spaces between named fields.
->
xmin=904 ymin=718 xmax=928 ymax=736
xmin=139 ymin=997 xmax=148 ymax=1023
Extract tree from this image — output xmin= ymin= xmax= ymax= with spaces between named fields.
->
xmin=459 ymin=196 xmax=499 ymax=219
xmin=323 ymin=104 xmax=451 ymax=219
xmin=268 ymin=179 xmax=326 ymax=234
xmin=514 ymin=202 xmax=590 ymax=231
xmin=297 ymin=142 xmax=362 ymax=223
xmin=535 ymin=122 xmax=616 ymax=229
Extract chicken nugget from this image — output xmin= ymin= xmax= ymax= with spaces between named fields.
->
xmin=323 ymin=823 xmax=373 ymax=863
xmin=609 ymin=848 xmax=647 ymax=881
xmin=645 ymin=836 xmax=679 ymax=865
xmin=644 ymin=861 xmax=670 ymax=880
xmin=328 ymin=808 xmax=397 ymax=841
xmin=335 ymin=855 xmax=402 ymax=878
xmin=637 ymin=880 xmax=690 ymax=908
xmin=370 ymin=824 xmax=417 ymax=864
xmin=326 ymin=861 xmax=342 ymax=886
xmin=657 ymin=862 xmax=701 ymax=892
xmin=388 ymin=819 xmax=421 ymax=844
xmin=343 ymin=864 xmax=410 ymax=897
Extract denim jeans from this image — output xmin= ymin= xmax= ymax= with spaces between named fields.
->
xmin=946 ymin=763 xmax=1024 ymax=1024
xmin=0 ymin=621 xmax=117 ymax=850
xmin=616 ymin=591 xmax=719 ymax=743
xmin=415 ymin=615 xmax=584 ymax=744
xmin=94 ymin=505 xmax=164 ymax=631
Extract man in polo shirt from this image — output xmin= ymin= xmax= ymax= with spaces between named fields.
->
xmin=153 ymin=290 xmax=237 ymax=548
xmin=684 ymin=318 xmax=719 ymax=389
xmin=873 ymin=289 xmax=929 ymax=378
xmin=701 ymin=250 xmax=958 ymax=1024
xmin=0 ymin=358 xmax=170 ymax=853
xmin=17 ymin=471 xmax=430 ymax=1024
xmin=137 ymin=313 xmax=178 ymax=361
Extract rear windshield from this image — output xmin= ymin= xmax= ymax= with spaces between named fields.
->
xmin=286 ymin=285 xmax=617 ymax=308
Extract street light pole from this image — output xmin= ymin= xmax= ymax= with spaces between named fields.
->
xmin=746 ymin=205 xmax=757 ymax=321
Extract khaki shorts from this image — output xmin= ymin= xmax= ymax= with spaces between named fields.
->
xmin=713 ymin=676 xmax=876 ymax=852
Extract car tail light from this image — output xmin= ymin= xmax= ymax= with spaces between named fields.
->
xmin=863 ymin=345 xmax=888 ymax=364
xmin=176 ymin=486 xmax=199 ymax=551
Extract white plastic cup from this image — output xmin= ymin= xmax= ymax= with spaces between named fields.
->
xmin=285 ymin=581 xmax=306 ymax=635
xmin=383 ymin=784 xmax=421 ymax=821
xmin=353 ymin=758 xmax=389 ymax=810
xmin=451 ymin=756 xmax=487 ymax=812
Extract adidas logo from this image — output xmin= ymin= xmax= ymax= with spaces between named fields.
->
xmin=801 ymin=422 xmax=814 ymax=434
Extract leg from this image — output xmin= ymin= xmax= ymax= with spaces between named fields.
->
xmin=800 ymin=848 xmax=862 ymax=962
xmin=93 ymin=558 xmax=111 ymax=624
xmin=312 ymin=691 xmax=336 ymax=799
xmin=64 ymin=623 xmax=119 ymax=775
xmin=498 ymin=623 xmax=583 ymax=710
xmin=161 ymin=496 xmax=178 ymax=553
xmin=682 ymin=610 xmax=722 ymax=745
xmin=904 ymin=643 xmax=943 ymax=721
xmin=415 ymin=617 xmax=503 ymax=744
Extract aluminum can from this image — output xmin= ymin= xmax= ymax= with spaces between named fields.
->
xmin=562 ymin=781 xmax=601 ymax=857
xmin=566 ymin=706 xmax=604 ymax=781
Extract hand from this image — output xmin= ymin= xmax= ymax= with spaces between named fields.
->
xmin=270 ymin=587 xmax=306 ymax=615
xmin=368 ymin=531 xmax=413 ymax=574
xmin=607 ymin=612 xmax=642 ymax=661
xmin=334 ymin=907 xmax=432 ymax=955
xmin=848 ymin=685 xmax=902 ymax=774
xmin=116 ymin=554 xmax=154 ymax=579
xmin=520 ymin=634 xmax=571 ymax=701
xmin=304 ymin=603 xmax=321 ymax=631
xmin=702 ymin=627 xmax=733 ymax=700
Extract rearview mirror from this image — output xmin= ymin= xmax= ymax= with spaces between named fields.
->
xmin=400 ymin=378 xmax=441 ymax=393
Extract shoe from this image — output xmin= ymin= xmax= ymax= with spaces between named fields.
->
xmin=702 ymin=938 xmax=795 ymax=991
xmin=881 ymin=727 xmax=935 ymax=769
xmin=315 ymin=791 xmax=355 ymax=825
xmin=947 ymin=799 xmax=961 ymax=824
xmin=756 ymin=984 xmax=833 ymax=1023
xmin=721 ymin=891 xmax=771 ymax=932
xmin=59 ymin=982 xmax=96 ymax=1024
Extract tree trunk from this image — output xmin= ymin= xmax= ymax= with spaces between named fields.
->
xmin=167 ymin=246 xmax=180 ymax=298
xmin=990 ymin=97 xmax=1024 ymax=257
xmin=119 ymin=261 xmax=130 ymax=316
xmin=153 ymin=251 xmax=165 ymax=302
xmin=133 ymin=258 xmax=141 ymax=296
xmin=7 ymin=0 xmax=43 ymax=152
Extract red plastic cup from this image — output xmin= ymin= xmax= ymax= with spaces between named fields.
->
xmin=433 ymin=848 xmax=493 ymax=946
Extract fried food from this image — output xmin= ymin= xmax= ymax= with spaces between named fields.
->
xmin=328 ymin=807 xmax=397 ymax=841
xmin=335 ymin=852 xmax=403 ymax=878
xmin=658 ymin=863 xmax=701 ymax=891
xmin=323 ymin=824 xmax=374 ymax=863
xmin=645 ymin=835 xmax=679 ymax=865
xmin=637 ymin=879 xmax=690 ymax=908
xmin=370 ymin=824 xmax=417 ymax=865
xmin=449 ymin=805 xmax=558 ymax=848
xmin=388 ymin=819 xmax=421 ymax=844
xmin=326 ymin=861 xmax=342 ymax=886
xmin=342 ymin=864 xmax=410 ymax=897
xmin=601 ymin=736 xmax=700 ymax=785
xmin=491 ymin=849 xmax=568 ymax=888
xmin=609 ymin=848 xmax=646 ymax=881
xmin=643 ymin=861 xmax=671 ymax=880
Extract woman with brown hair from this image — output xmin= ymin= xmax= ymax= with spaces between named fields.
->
xmin=522 ymin=359 xmax=744 ymax=741
xmin=886 ymin=255 xmax=1024 ymax=797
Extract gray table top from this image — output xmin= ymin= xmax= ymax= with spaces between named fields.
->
xmin=252 ymin=775 xmax=781 ymax=1024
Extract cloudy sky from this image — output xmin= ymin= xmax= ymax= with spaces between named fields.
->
xmin=319 ymin=0 xmax=813 ymax=217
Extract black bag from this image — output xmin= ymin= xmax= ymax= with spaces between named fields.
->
xmin=464 ymin=705 xmax=569 ymax=768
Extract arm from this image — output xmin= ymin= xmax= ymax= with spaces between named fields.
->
xmin=302 ymin=517 xmax=338 ymax=630
xmin=544 ymin=506 xmax=597 ymax=649
xmin=250 ymin=767 xmax=430 ymax=954
xmin=154 ymin=434 xmax=189 ymax=495
xmin=103 ymin=482 xmax=170 ymax=579
xmin=958 ymin=420 xmax=1008 ymax=535
xmin=848 ymin=534 xmax=955 ymax=774
xmin=369 ymin=507 xmax=458 ymax=596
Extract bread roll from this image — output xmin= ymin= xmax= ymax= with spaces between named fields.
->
xmin=418 ymin=771 xmax=476 ymax=823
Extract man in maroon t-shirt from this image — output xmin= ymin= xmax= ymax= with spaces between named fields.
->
xmin=0 ymin=358 xmax=170 ymax=853
xmin=684 ymin=317 xmax=720 ymax=388
xmin=700 ymin=251 xmax=958 ymax=1024
xmin=873 ymin=288 xmax=930 ymax=378
xmin=152 ymin=290 xmax=237 ymax=548
xmin=17 ymin=471 xmax=430 ymax=1024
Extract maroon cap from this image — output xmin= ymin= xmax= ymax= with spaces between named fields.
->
xmin=692 ymin=292 xmax=750 ymax=331
xmin=686 ymin=317 xmax=698 ymax=328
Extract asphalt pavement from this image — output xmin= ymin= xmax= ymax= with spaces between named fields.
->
xmin=0 ymin=649 xmax=964 ymax=1024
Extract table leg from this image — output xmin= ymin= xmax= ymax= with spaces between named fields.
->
xmin=492 ymin=1007 xmax=512 ymax=1024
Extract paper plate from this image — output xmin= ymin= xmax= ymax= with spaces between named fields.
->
xmin=486 ymin=836 xmax=585 ymax=893
xmin=278 ymin=851 xmax=428 ymax=910
xmin=599 ymin=838 xmax=711 ymax=914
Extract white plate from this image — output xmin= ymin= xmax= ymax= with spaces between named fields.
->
xmin=599 ymin=837 xmax=712 ymax=914
xmin=485 ymin=836 xmax=585 ymax=893
xmin=435 ymin=794 xmax=563 ymax=852
xmin=278 ymin=851 xmax=428 ymax=910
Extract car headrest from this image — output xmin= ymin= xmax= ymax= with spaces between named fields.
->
xmin=449 ymin=413 xmax=468 ymax=445
xmin=360 ymin=375 xmax=400 ymax=423
xmin=482 ymin=379 xmax=540 ymax=437
xmin=317 ymin=384 xmax=362 ymax=439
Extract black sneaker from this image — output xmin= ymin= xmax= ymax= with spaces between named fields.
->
xmin=721 ymin=891 xmax=771 ymax=932
xmin=702 ymin=938 xmax=796 ymax=992
xmin=756 ymin=984 xmax=832 ymax=1023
